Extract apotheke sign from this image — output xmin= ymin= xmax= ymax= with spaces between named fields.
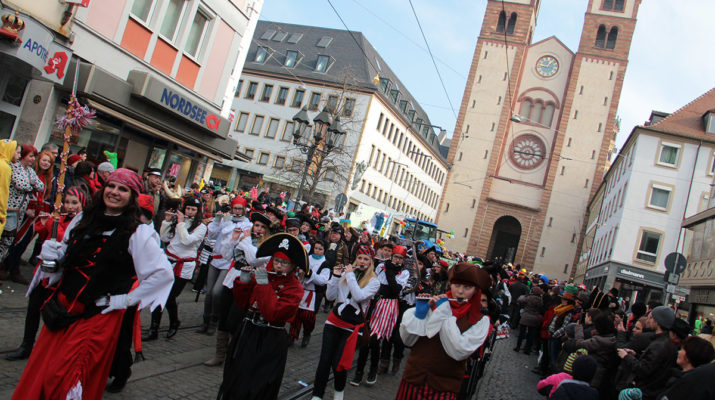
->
xmin=128 ymin=71 xmax=229 ymax=139
xmin=0 ymin=8 xmax=72 ymax=84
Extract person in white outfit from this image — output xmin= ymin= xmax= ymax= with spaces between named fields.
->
xmin=289 ymin=238 xmax=330 ymax=347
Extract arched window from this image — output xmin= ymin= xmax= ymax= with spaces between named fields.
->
xmin=506 ymin=12 xmax=517 ymax=35
xmin=531 ymin=101 xmax=543 ymax=124
xmin=606 ymin=26 xmax=618 ymax=49
xmin=496 ymin=11 xmax=506 ymax=33
xmin=595 ymin=25 xmax=606 ymax=48
xmin=519 ymin=99 xmax=532 ymax=120
xmin=541 ymin=103 xmax=555 ymax=126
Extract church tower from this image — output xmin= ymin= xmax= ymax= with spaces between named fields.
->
xmin=437 ymin=0 xmax=641 ymax=280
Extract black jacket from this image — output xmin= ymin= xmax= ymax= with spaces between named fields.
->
xmin=657 ymin=362 xmax=715 ymax=400
xmin=621 ymin=332 xmax=677 ymax=400
xmin=550 ymin=380 xmax=598 ymax=400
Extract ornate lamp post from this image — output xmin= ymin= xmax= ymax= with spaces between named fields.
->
xmin=291 ymin=106 xmax=345 ymax=208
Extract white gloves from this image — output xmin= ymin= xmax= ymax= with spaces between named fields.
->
xmin=254 ymin=267 xmax=268 ymax=285
xmin=239 ymin=268 xmax=253 ymax=283
xmin=97 ymin=294 xmax=130 ymax=314
xmin=40 ymin=240 xmax=65 ymax=262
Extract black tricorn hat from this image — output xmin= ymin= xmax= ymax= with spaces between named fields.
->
xmin=256 ymin=233 xmax=308 ymax=273
xmin=251 ymin=211 xmax=272 ymax=227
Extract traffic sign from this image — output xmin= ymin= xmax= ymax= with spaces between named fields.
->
xmin=664 ymin=252 xmax=687 ymax=274
xmin=665 ymin=272 xmax=679 ymax=285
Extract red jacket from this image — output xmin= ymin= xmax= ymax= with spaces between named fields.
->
xmin=232 ymin=274 xmax=303 ymax=324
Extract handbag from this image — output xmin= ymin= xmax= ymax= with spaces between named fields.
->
xmin=3 ymin=208 xmax=20 ymax=235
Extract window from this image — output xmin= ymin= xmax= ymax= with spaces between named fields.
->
xmin=254 ymin=47 xmax=268 ymax=63
xmin=648 ymin=185 xmax=671 ymax=210
xmin=595 ymin=25 xmax=606 ymax=48
xmin=327 ymin=95 xmax=339 ymax=113
xmin=496 ymin=11 xmax=506 ymax=33
xmin=308 ymin=92 xmax=321 ymax=111
xmin=265 ymin=118 xmax=279 ymax=139
xmin=275 ymin=87 xmax=289 ymax=105
xmin=184 ymin=9 xmax=209 ymax=58
xmin=258 ymin=152 xmax=269 ymax=165
xmin=130 ymin=0 xmax=154 ymax=24
xmin=243 ymin=148 xmax=254 ymax=161
xmin=606 ymin=27 xmax=618 ymax=49
xmin=603 ymin=0 xmax=625 ymax=11
xmin=343 ymin=98 xmax=355 ymax=117
xmin=657 ymin=143 xmax=680 ymax=167
xmin=287 ymin=33 xmax=303 ymax=44
xmin=291 ymin=89 xmax=304 ymax=108
xmin=260 ymin=84 xmax=273 ymax=102
xmin=274 ymin=155 xmax=285 ymax=169
xmin=260 ymin=30 xmax=276 ymax=40
xmin=159 ymin=0 xmax=187 ymax=41
xmin=506 ymin=12 xmax=517 ymax=35
xmin=636 ymin=230 xmax=661 ymax=263
xmin=249 ymin=115 xmax=264 ymax=135
xmin=390 ymin=89 xmax=399 ymax=103
xmin=245 ymin=82 xmax=257 ymax=100
xmin=234 ymin=80 xmax=243 ymax=97
xmin=281 ymin=121 xmax=294 ymax=142
xmin=272 ymin=31 xmax=287 ymax=42
xmin=285 ymin=50 xmax=298 ymax=67
xmin=315 ymin=55 xmax=330 ymax=72
xmin=290 ymin=159 xmax=302 ymax=172
xmin=235 ymin=112 xmax=249 ymax=133
xmin=316 ymin=36 xmax=333 ymax=48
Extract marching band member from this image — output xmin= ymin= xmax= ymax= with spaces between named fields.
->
xmin=289 ymin=239 xmax=330 ymax=347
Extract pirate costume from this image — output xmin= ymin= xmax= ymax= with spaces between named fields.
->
xmin=289 ymin=239 xmax=330 ymax=346
xmin=14 ymin=169 xmax=173 ymax=400
xmin=396 ymin=263 xmax=491 ymax=400
xmin=311 ymin=245 xmax=380 ymax=400
xmin=217 ymin=233 xmax=305 ymax=400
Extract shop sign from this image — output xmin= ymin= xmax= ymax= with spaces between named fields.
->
xmin=0 ymin=8 xmax=72 ymax=84
xmin=619 ymin=268 xmax=645 ymax=280
xmin=128 ymin=71 xmax=229 ymax=138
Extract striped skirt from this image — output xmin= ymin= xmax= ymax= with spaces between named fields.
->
xmin=369 ymin=298 xmax=399 ymax=340
xmin=395 ymin=380 xmax=458 ymax=400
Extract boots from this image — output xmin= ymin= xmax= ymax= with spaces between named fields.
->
xmin=301 ymin=334 xmax=311 ymax=348
xmin=5 ymin=341 xmax=33 ymax=361
xmin=196 ymin=316 xmax=209 ymax=334
xmin=205 ymin=317 xmax=217 ymax=336
xmin=166 ymin=320 xmax=180 ymax=339
xmin=166 ymin=300 xmax=180 ymax=338
xmin=204 ymin=331 xmax=229 ymax=366
xmin=390 ymin=357 xmax=402 ymax=374
xmin=142 ymin=310 xmax=161 ymax=341
xmin=377 ymin=358 xmax=389 ymax=374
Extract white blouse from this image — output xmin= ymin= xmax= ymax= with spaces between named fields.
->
xmin=160 ymin=220 xmax=207 ymax=280
xmin=326 ymin=271 xmax=379 ymax=316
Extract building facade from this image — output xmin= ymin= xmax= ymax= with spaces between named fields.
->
xmin=437 ymin=0 xmax=640 ymax=280
xmin=223 ymin=21 xmax=448 ymax=227
xmin=579 ymin=89 xmax=715 ymax=302
xmin=1 ymin=0 xmax=262 ymax=185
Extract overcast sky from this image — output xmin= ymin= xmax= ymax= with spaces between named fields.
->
xmin=258 ymin=0 xmax=715 ymax=151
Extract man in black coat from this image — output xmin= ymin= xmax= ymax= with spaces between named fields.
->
xmin=508 ymin=275 xmax=529 ymax=328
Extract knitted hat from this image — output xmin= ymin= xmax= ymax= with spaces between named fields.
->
xmin=68 ymin=153 xmax=82 ymax=166
xmin=571 ymin=355 xmax=598 ymax=383
xmin=618 ymin=388 xmax=643 ymax=400
xmin=560 ymin=284 xmax=578 ymax=301
xmin=651 ymin=306 xmax=675 ymax=330
xmin=231 ymin=196 xmax=247 ymax=208
xmin=563 ymin=348 xmax=589 ymax=374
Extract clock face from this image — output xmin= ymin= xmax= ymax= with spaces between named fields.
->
xmin=535 ymin=55 xmax=559 ymax=78
xmin=509 ymin=134 xmax=547 ymax=170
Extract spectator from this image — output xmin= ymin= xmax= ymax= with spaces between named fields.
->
xmin=702 ymin=319 xmax=713 ymax=334
xmin=0 ymin=140 xmax=17 ymax=242
xmin=618 ymin=306 xmax=678 ymax=400
xmin=509 ymin=274 xmax=530 ymax=327
xmin=96 ymin=161 xmax=114 ymax=186
xmin=550 ymin=355 xmax=599 ymax=400
xmin=573 ymin=313 xmax=619 ymax=399
xmin=656 ymin=336 xmax=715 ymax=400
xmin=514 ymin=286 xmax=543 ymax=355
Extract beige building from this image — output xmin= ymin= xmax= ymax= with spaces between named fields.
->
xmin=437 ymin=0 xmax=641 ymax=281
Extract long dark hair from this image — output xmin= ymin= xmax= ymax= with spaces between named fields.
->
xmin=170 ymin=201 xmax=204 ymax=237
xmin=69 ymin=185 xmax=141 ymax=242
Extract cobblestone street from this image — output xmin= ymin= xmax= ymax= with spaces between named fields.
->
xmin=2 ymin=263 xmax=539 ymax=400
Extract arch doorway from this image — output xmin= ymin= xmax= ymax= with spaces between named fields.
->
xmin=487 ymin=216 xmax=522 ymax=263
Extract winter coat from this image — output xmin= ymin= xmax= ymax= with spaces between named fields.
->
xmin=518 ymin=293 xmax=543 ymax=327
xmin=0 ymin=140 xmax=17 ymax=234
xmin=509 ymin=280 xmax=529 ymax=311
xmin=621 ymin=332 xmax=677 ymax=400
xmin=614 ymin=331 xmax=656 ymax=391
xmin=657 ymin=362 xmax=715 ymax=400
xmin=550 ymin=379 xmax=598 ymax=400
xmin=573 ymin=325 xmax=619 ymax=399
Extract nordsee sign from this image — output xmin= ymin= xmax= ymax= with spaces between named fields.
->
xmin=128 ymin=71 xmax=229 ymax=139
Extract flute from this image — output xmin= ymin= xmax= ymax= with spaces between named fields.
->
xmin=416 ymin=295 xmax=468 ymax=303
xmin=239 ymin=267 xmax=288 ymax=276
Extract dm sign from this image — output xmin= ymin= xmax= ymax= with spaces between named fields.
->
xmin=0 ymin=8 xmax=72 ymax=84
xmin=128 ymin=70 xmax=229 ymax=139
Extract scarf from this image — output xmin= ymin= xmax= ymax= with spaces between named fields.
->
xmin=554 ymin=303 xmax=574 ymax=316
xmin=443 ymin=289 xmax=483 ymax=324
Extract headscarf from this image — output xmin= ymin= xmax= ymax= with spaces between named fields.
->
xmin=106 ymin=168 xmax=143 ymax=195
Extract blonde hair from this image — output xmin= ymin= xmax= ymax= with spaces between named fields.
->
xmin=355 ymin=257 xmax=377 ymax=288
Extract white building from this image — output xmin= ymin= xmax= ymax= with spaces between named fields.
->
xmin=220 ymin=21 xmax=448 ymax=226
xmin=581 ymin=88 xmax=715 ymax=302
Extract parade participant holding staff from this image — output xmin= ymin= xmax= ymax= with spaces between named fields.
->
xmin=289 ymin=239 xmax=330 ymax=347
xmin=12 ymin=168 xmax=173 ymax=400
xmin=143 ymin=193 xmax=207 ymax=340
xmin=311 ymin=245 xmax=380 ymax=400
xmin=217 ymin=233 xmax=306 ymax=400
xmin=396 ymin=263 xmax=491 ymax=400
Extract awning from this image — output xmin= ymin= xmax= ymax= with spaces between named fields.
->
xmin=88 ymin=100 xmax=223 ymax=162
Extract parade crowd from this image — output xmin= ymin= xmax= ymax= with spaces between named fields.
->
xmin=0 ymin=139 xmax=714 ymax=400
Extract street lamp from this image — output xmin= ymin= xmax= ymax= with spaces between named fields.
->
xmin=291 ymin=106 xmax=346 ymax=208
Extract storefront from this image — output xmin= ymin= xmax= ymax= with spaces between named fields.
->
xmin=584 ymin=262 xmax=665 ymax=304
xmin=0 ymin=7 xmax=72 ymax=139
xmin=44 ymin=61 xmax=238 ymax=187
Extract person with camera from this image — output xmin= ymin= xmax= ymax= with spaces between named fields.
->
xmin=198 ymin=196 xmax=251 ymax=336
xmin=142 ymin=193 xmax=207 ymax=341
xmin=13 ymin=168 xmax=173 ymax=399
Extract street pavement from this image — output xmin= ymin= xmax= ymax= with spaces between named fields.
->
xmin=1 ymin=260 xmax=542 ymax=399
